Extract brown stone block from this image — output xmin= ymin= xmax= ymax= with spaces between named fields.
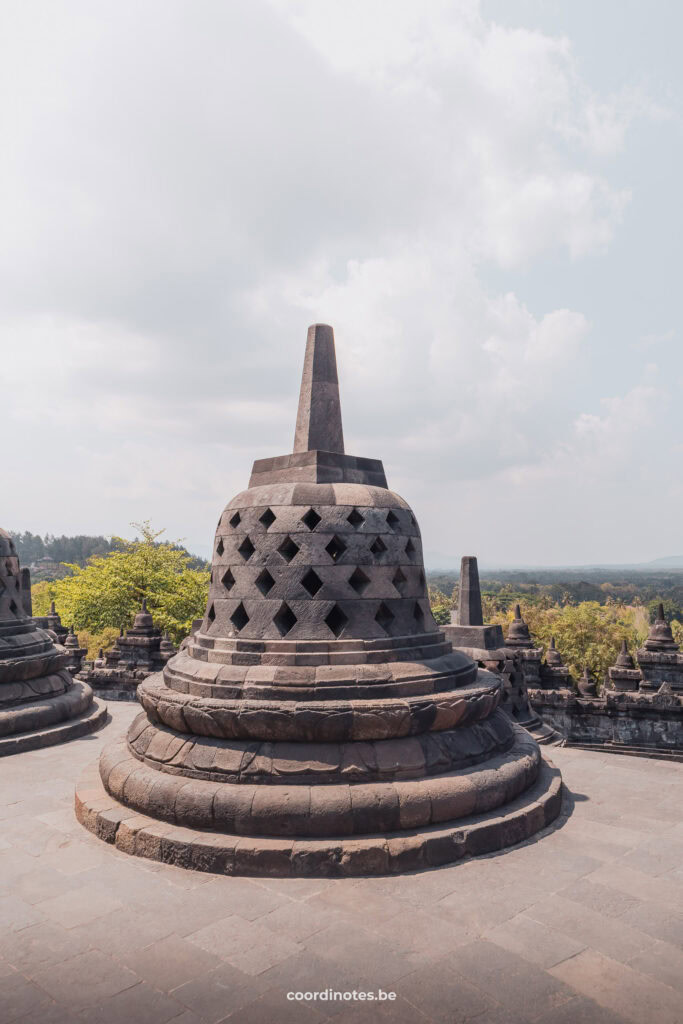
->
xmin=174 ymin=780 xmax=219 ymax=829
xmin=340 ymin=838 xmax=389 ymax=875
xmin=250 ymin=785 xmax=311 ymax=835
xmin=292 ymin=839 xmax=343 ymax=876
xmin=308 ymin=784 xmax=353 ymax=835
xmin=397 ymin=779 xmax=431 ymax=828
xmin=234 ymin=837 xmax=292 ymax=876
xmin=213 ymin=783 xmax=256 ymax=831
xmin=427 ymin=775 xmax=477 ymax=823
xmin=349 ymin=782 xmax=400 ymax=833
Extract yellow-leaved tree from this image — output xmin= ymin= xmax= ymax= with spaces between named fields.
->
xmin=31 ymin=521 xmax=209 ymax=655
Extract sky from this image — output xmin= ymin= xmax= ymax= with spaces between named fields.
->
xmin=1 ymin=0 xmax=681 ymax=567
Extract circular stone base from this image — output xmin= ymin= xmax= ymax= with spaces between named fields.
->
xmin=75 ymin=752 xmax=562 ymax=877
xmin=0 ymin=695 xmax=108 ymax=756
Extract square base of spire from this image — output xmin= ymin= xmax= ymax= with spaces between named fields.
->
xmin=249 ymin=450 xmax=388 ymax=488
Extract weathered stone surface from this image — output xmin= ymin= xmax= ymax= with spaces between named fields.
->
xmin=79 ymin=326 xmax=560 ymax=874
xmin=0 ymin=532 xmax=106 ymax=756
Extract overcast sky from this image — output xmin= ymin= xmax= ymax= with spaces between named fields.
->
xmin=1 ymin=0 xmax=681 ymax=567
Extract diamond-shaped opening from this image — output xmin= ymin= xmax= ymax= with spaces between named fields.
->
xmin=348 ymin=567 xmax=371 ymax=595
xmin=222 ymin=568 xmax=235 ymax=591
xmin=230 ymin=602 xmax=249 ymax=632
xmin=237 ymin=535 xmax=256 ymax=561
xmin=9 ymin=599 xmax=18 ymax=616
xmin=278 ymin=536 xmax=300 ymax=563
xmin=207 ymin=602 xmax=216 ymax=623
xmin=346 ymin=508 xmax=364 ymax=530
xmin=405 ymin=538 xmax=416 ymax=559
xmin=259 ymin=508 xmax=276 ymax=530
xmin=419 ymin=569 xmax=426 ymax=587
xmin=413 ymin=602 xmax=425 ymax=627
xmin=273 ymin=602 xmax=297 ymax=637
xmin=392 ymin=568 xmax=407 ymax=594
xmin=255 ymin=568 xmax=275 ymax=595
xmin=325 ymin=535 xmax=347 ymax=562
xmin=370 ymin=536 xmax=387 ymax=557
xmin=229 ymin=512 xmax=241 ymax=528
xmin=325 ymin=603 xmax=349 ymax=638
xmin=301 ymin=508 xmax=322 ymax=531
xmin=375 ymin=601 xmax=395 ymax=633
xmin=386 ymin=510 xmax=400 ymax=531
xmin=216 ymin=538 xmax=224 ymax=557
xmin=301 ymin=568 xmax=323 ymax=597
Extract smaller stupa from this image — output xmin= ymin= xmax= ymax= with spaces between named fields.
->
xmin=63 ymin=628 xmax=87 ymax=676
xmin=577 ymin=666 xmax=598 ymax=698
xmin=443 ymin=558 xmax=559 ymax=744
xmin=504 ymin=605 xmax=543 ymax=688
xmin=606 ymin=640 xmax=640 ymax=693
xmin=32 ymin=600 xmax=68 ymax=645
xmin=0 ymin=532 xmax=106 ymax=755
xmin=77 ymin=600 xmax=176 ymax=701
xmin=540 ymin=637 xmax=572 ymax=690
xmin=636 ymin=605 xmax=682 ymax=692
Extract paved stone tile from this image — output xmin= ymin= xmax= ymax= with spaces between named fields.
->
xmin=619 ymin=837 xmax=683 ymax=878
xmin=627 ymin=939 xmax=683 ymax=994
xmin=585 ymin=862 xmax=683 ymax=905
xmin=0 ymin=921 xmax=92 ymax=973
xmin=534 ymin=994 xmax=634 ymax=1024
xmin=448 ymin=940 xmax=575 ymax=1020
xmin=437 ymin=882 xmax=541 ymax=932
xmin=258 ymin=897 xmax=344 ymax=943
xmin=524 ymin=895 xmax=651 ymax=962
xmin=394 ymin=955 xmax=498 ymax=1024
xmin=303 ymin=922 xmax=416 ymax=989
xmin=30 ymin=950 xmax=140 ymax=1010
xmin=483 ymin=913 xmax=586 ymax=969
xmin=221 ymin=989 xmax=327 ymax=1023
xmin=78 ymin=981 xmax=186 ymax=1024
xmin=66 ymin=906 xmax=175 ymax=957
xmin=256 ymin=952 xmax=371 ymax=1018
xmin=1 ymin=973 xmax=49 ymax=1023
xmin=550 ymin=949 xmax=681 ymax=1024
xmin=186 ymin=915 xmax=303 ymax=976
xmin=171 ymin=963 xmax=262 ymax=1023
xmin=317 ymin=994 xmax=434 ymax=1023
xmin=35 ymin=882 xmax=123 ymax=929
xmin=117 ymin=934 xmax=221 ymax=992
xmin=11 ymin=999 xmax=82 ymax=1024
xmin=368 ymin=907 xmax=472 ymax=966
xmin=193 ymin=877 xmax=291 ymax=922
xmin=9 ymin=868 xmax=85 ymax=906
xmin=619 ymin=900 xmax=683 ymax=946
xmin=0 ymin=895 xmax=45 ymax=933
xmin=308 ymin=880 xmax=406 ymax=925
xmin=556 ymin=878 xmax=643 ymax=918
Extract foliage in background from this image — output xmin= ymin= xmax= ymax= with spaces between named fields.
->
xmin=490 ymin=601 xmax=649 ymax=683
xmin=31 ymin=521 xmax=209 ymax=649
xmin=11 ymin=531 xmax=117 ymax=568
xmin=428 ymin=586 xmax=452 ymax=625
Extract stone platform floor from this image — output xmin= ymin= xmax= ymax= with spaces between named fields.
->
xmin=1 ymin=704 xmax=682 ymax=1024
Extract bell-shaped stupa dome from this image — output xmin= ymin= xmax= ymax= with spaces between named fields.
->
xmin=77 ymin=326 xmax=561 ymax=875
xmin=0 ymin=530 xmax=105 ymax=754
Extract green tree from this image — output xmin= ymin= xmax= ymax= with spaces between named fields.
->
xmin=428 ymin=585 xmax=452 ymax=626
xmin=40 ymin=521 xmax=209 ymax=646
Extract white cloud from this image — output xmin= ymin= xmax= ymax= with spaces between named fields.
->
xmin=0 ymin=0 xmax=676 ymax=563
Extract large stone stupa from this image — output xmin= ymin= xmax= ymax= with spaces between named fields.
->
xmin=76 ymin=325 xmax=561 ymax=876
xmin=0 ymin=531 xmax=106 ymax=755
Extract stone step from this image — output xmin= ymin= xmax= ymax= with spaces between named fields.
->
xmin=0 ymin=697 xmax=108 ymax=756
xmin=75 ymin=754 xmax=562 ymax=877
xmin=567 ymin=740 xmax=683 ymax=763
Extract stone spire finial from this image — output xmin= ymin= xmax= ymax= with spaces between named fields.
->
xmin=293 ymin=324 xmax=345 ymax=454
xmin=142 ymin=598 xmax=148 ymax=612
xmin=545 ymin=635 xmax=563 ymax=667
xmin=514 ymin=604 xmax=521 ymax=619
xmin=456 ymin=556 xmax=483 ymax=627
xmin=50 ymin=601 xmax=56 ymax=614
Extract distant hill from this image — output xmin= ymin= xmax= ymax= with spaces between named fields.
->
xmin=646 ymin=556 xmax=683 ymax=568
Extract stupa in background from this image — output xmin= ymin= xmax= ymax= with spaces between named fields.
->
xmin=76 ymin=600 xmax=176 ymax=701
xmin=76 ymin=325 xmax=561 ymax=876
xmin=0 ymin=533 xmax=106 ymax=755
xmin=442 ymin=557 xmax=559 ymax=745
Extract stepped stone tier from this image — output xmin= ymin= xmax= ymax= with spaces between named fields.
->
xmin=0 ymin=533 xmax=106 ymax=756
xmin=442 ymin=558 xmax=559 ymax=746
xmin=32 ymin=600 xmax=68 ymax=645
xmin=77 ymin=601 xmax=176 ymax=702
xmin=76 ymin=325 xmax=562 ymax=876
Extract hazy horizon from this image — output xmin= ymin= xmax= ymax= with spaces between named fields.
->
xmin=2 ymin=1 xmax=681 ymax=566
